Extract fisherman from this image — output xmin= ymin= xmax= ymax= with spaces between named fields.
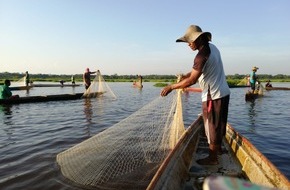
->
xmin=250 ymin=66 xmax=259 ymax=93
xmin=83 ymin=68 xmax=98 ymax=90
xmin=265 ymin=80 xmax=272 ymax=88
xmin=71 ymin=75 xmax=75 ymax=85
xmin=24 ymin=71 xmax=30 ymax=86
xmin=0 ymin=79 xmax=19 ymax=99
xmin=161 ymin=25 xmax=230 ymax=165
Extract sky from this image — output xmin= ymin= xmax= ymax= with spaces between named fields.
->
xmin=1 ymin=0 xmax=290 ymax=76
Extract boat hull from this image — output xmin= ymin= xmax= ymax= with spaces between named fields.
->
xmin=265 ymin=87 xmax=290 ymax=91
xmin=10 ymin=86 xmax=33 ymax=91
xmin=0 ymin=92 xmax=103 ymax=105
xmin=32 ymin=84 xmax=81 ymax=87
xmin=147 ymin=115 xmax=290 ymax=190
xmin=245 ymin=92 xmax=261 ymax=101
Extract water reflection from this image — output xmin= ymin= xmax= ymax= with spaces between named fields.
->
xmin=0 ymin=104 xmax=12 ymax=116
xmin=83 ymin=98 xmax=93 ymax=137
xmin=247 ymin=101 xmax=257 ymax=132
xmin=0 ymin=105 xmax=14 ymax=147
xmin=25 ymin=89 xmax=30 ymax=96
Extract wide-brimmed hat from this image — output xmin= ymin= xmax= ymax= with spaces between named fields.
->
xmin=176 ymin=25 xmax=212 ymax=43
xmin=252 ymin=66 xmax=259 ymax=71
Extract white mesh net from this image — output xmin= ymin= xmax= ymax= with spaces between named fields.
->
xmin=56 ymin=89 xmax=185 ymax=189
xmin=256 ymin=83 xmax=264 ymax=95
xmin=82 ymin=71 xmax=117 ymax=99
xmin=237 ymin=77 xmax=249 ymax=86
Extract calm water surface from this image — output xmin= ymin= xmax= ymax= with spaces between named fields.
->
xmin=0 ymin=82 xmax=290 ymax=190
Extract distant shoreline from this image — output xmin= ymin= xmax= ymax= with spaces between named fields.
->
xmin=1 ymin=72 xmax=290 ymax=84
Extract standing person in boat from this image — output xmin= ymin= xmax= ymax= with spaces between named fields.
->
xmin=0 ymin=79 xmax=19 ymax=99
xmin=71 ymin=75 xmax=75 ymax=85
xmin=137 ymin=74 xmax=143 ymax=88
xmin=161 ymin=25 xmax=230 ymax=165
xmin=83 ymin=68 xmax=98 ymax=90
xmin=24 ymin=71 xmax=30 ymax=86
xmin=250 ymin=66 xmax=259 ymax=93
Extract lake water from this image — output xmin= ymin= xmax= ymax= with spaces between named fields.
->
xmin=0 ymin=82 xmax=290 ymax=190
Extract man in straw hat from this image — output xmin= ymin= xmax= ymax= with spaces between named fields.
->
xmin=161 ymin=25 xmax=230 ymax=165
xmin=250 ymin=66 xmax=259 ymax=93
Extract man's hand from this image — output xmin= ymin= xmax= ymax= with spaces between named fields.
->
xmin=161 ymin=85 xmax=173 ymax=97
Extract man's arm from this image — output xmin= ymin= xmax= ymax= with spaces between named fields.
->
xmin=161 ymin=68 xmax=201 ymax=96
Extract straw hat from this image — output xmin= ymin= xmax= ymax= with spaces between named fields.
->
xmin=176 ymin=25 xmax=212 ymax=43
xmin=252 ymin=66 xmax=259 ymax=71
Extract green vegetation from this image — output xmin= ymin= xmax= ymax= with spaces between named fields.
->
xmin=1 ymin=72 xmax=290 ymax=85
xmin=153 ymin=83 xmax=169 ymax=87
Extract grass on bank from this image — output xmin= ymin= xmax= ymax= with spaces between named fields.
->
xmin=1 ymin=73 xmax=290 ymax=85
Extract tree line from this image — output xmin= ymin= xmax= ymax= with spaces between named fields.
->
xmin=1 ymin=72 xmax=290 ymax=84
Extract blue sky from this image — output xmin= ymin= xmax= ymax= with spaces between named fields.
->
xmin=1 ymin=0 xmax=290 ymax=75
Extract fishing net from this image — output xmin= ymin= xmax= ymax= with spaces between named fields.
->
xmin=82 ymin=71 xmax=117 ymax=99
xmin=237 ymin=76 xmax=250 ymax=86
xmin=11 ymin=76 xmax=26 ymax=86
xmin=255 ymin=83 xmax=264 ymax=95
xmin=56 ymin=89 xmax=185 ymax=190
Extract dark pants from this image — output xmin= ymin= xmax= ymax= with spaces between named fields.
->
xmin=202 ymin=95 xmax=230 ymax=145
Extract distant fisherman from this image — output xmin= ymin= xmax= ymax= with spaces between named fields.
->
xmin=71 ymin=75 xmax=75 ymax=85
xmin=25 ymin=71 xmax=30 ymax=86
xmin=250 ymin=66 xmax=259 ymax=93
xmin=83 ymin=68 xmax=98 ymax=90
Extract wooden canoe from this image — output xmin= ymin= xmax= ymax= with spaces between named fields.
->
xmin=265 ymin=87 xmax=290 ymax=91
xmin=32 ymin=84 xmax=81 ymax=87
xmin=147 ymin=115 xmax=290 ymax=190
xmin=0 ymin=92 xmax=103 ymax=105
xmin=245 ymin=92 xmax=262 ymax=101
xmin=10 ymin=86 xmax=33 ymax=91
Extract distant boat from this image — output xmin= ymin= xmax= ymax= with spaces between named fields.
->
xmin=32 ymin=84 xmax=81 ymax=87
xmin=0 ymin=92 xmax=103 ymax=105
xmin=245 ymin=92 xmax=262 ymax=101
xmin=10 ymin=86 xmax=33 ymax=91
xmin=265 ymin=86 xmax=290 ymax=91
